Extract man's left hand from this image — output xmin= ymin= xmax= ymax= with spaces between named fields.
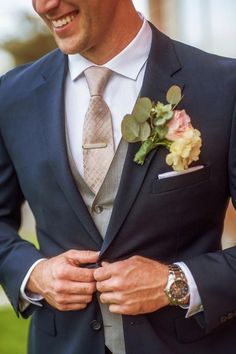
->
xmin=94 ymin=256 xmax=170 ymax=315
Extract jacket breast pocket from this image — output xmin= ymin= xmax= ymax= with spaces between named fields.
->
xmin=151 ymin=165 xmax=211 ymax=194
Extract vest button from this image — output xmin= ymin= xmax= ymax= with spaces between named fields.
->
xmin=94 ymin=205 xmax=104 ymax=214
xmin=90 ymin=320 xmax=103 ymax=331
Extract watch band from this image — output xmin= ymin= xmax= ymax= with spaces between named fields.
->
xmin=169 ymin=264 xmax=186 ymax=281
xmin=164 ymin=264 xmax=190 ymax=306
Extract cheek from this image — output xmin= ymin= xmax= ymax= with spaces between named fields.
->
xmin=31 ymin=0 xmax=60 ymax=15
xmin=31 ymin=0 xmax=42 ymax=15
xmin=32 ymin=0 xmax=36 ymax=10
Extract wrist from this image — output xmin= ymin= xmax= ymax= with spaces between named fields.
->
xmin=26 ymin=259 xmax=48 ymax=295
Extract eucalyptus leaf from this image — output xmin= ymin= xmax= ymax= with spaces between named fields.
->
xmin=133 ymin=97 xmax=152 ymax=123
xmin=139 ymin=122 xmax=151 ymax=141
xmin=166 ymin=85 xmax=182 ymax=106
xmin=121 ymin=114 xmax=141 ymax=143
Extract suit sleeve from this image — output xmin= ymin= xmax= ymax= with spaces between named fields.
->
xmin=0 ymin=76 xmax=44 ymax=316
xmin=185 ymin=98 xmax=236 ymax=334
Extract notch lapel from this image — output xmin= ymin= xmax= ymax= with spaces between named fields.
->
xmin=35 ymin=51 xmax=102 ymax=247
xmin=101 ymin=26 xmax=185 ymax=255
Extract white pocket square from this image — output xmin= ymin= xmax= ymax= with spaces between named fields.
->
xmin=158 ymin=165 xmax=204 ymax=180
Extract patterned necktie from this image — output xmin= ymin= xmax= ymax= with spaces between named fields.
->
xmin=83 ymin=66 xmax=115 ymax=194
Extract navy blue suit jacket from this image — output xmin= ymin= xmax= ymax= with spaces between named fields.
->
xmin=1 ymin=25 xmax=236 ymax=354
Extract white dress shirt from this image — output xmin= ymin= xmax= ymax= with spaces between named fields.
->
xmin=65 ymin=19 xmax=150 ymax=176
xmin=20 ymin=17 xmax=202 ymax=318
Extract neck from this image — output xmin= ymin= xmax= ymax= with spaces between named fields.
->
xmin=81 ymin=3 xmax=143 ymax=65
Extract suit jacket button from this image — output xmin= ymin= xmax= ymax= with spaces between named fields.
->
xmin=90 ymin=320 xmax=103 ymax=331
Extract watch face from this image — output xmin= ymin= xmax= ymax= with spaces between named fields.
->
xmin=169 ymin=279 xmax=189 ymax=300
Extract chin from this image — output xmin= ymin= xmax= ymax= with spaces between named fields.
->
xmin=56 ymin=40 xmax=85 ymax=55
xmin=60 ymin=47 xmax=79 ymax=55
xmin=55 ymin=44 xmax=76 ymax=55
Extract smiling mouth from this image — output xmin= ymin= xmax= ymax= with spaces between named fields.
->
xmin=51 ymin=10 xmax=79 ymax=29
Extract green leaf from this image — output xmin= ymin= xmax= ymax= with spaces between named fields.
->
xmin=155 ymin=125 xmax=168 ymax=140
xmin=121 ymin=114 xmax=141 ymax=143
xmin=166 ymin=85 xmax=182 ymax=105
xmin=139 ymin=122 xmax=151 ymax=141
xmin=153 ymin=102 xmax=172 ymax=118
xmin=132 ymin=97 xmax=152 ymax=123
xmin=154 ymin=111 xmax=173 ymax=126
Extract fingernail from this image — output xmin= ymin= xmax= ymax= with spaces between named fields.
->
xmin=101 ymin=261 xmax=109 ymax=266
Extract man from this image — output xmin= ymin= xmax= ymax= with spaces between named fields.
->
xmin=0 ymin=0 xmax=236 ymax=353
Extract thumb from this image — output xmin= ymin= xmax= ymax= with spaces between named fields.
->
xmin=65 ymin=249 xmax=100 ymax=266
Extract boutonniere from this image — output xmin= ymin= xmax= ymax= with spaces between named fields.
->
xmin=121 ymin=85 xmax=202 ymax=171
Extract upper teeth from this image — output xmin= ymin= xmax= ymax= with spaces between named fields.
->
xmin=52 ymin=14 xmax=76 ymax=28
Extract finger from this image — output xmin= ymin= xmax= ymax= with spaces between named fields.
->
xmin=66 ymin=250 xmax=100 ymax=266
xmin=53 ymin=293 xmax=93 ymax=306
xmin=94 ymin=265 xmax=112 ymax=281
xmin=101 ymin=261 xmax=110 ymax=266
xmin=54 ymin=303 xmax=88 ymax=312
xmin=53 ymin=280 xmax=96 ymax=295
xmin=69 ymin=281 xmax=97 ymax=295
xmin=55 ymin=264 xmax=96 ymax=282
xmin=96 ymin=279 xmax=114 ymax=293
xmin=70 ymin=267 xmax=96 ymax=282
xmin=95 ymin=259 xmax=126 ymax=281
xmin=100 ymin=292 xmax=115 ymax=304
xmin=109 ymin=304 xmax=131 ymax=315
xmin=100 ymin=291 xmax=125 ymax=305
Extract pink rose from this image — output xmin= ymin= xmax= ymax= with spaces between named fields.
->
xmin=166 ymin=109 xmax=191 ymax=141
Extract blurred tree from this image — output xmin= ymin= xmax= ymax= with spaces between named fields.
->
xmin=1 ymin=13 xmax=56 ymax=66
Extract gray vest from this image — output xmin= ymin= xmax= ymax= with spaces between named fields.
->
xmin=66 ymin=129 xmax=128 ymax=354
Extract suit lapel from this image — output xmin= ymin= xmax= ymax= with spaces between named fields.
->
xmin=30 ymin=25 xmax=186 ymax=254
xmin=101 ymin=26 xmax=185 ymax=255
xmin=35 ymin=51 xmax=102 ymax=247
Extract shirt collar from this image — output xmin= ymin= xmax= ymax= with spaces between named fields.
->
xmin=68 ymin=17 xmax=152 ymax=81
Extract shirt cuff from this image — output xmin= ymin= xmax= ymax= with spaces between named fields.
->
xmin=19 ymin=258 xmax=46 ymax=312
xmin=176 ymin=262 xmax=204 ymax=317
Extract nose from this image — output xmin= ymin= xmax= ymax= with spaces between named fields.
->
xmin=32 ymin=0 xmax=60 ymax=14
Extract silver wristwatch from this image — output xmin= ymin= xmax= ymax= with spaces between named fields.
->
xmin=164 ymin=264 xmax=190 ymax=306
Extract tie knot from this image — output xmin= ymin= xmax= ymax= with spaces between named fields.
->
xmin=84 ymin=66 xmax=112 ymax=97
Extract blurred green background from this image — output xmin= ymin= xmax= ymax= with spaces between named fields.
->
xmin=0 ymin=231 xmax=38 ymax=354
xmin=0 ymin=308 xmax=29 ymax=354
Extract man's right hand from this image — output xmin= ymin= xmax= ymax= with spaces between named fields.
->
xmin=26 ymin=250 xmax=99 ymax=311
